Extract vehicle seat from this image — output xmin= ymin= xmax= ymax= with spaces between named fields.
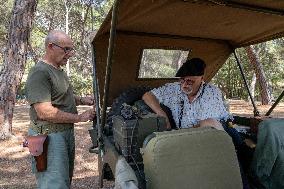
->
xmin=141 ymin=127 xmax=242 ymax=189
xmin=250 ymin=119 xmax=284 ymax=189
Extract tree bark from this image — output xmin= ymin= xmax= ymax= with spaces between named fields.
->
xmin=64 ymin=0 xmax=71 ymax=76
xmin=0 ymin=0 xmax=37 ymax=140
xmin=245 ymin=45 xmax=273 ymax=105
xmin=28 ymin=43 xmax=39 ymax=64
xmin=248 ymin=73 xmax=256 ymax=102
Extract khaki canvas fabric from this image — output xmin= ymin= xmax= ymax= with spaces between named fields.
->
xmin=26 ymin=61 xmax=77 ymax=131
xmin=95 ymin=0 xmax=284 ymax=47
xmin=142 ymin=127 xmax=242 ymax=189
xmin=94 ymin=34 xmax=232 ymax=105
xmin=92 ymin=0 xmax=284 ymax=105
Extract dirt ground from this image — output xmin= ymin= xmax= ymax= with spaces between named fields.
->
xmin=0 ymin=100 xmax=283 ymax=189
xmin=228 ymin=99 xmax=284 ymax=118
xmin=0 ymin=105 xmax=113 ymax=189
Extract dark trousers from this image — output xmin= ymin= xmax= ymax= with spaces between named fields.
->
xmin=222 ymin=122 xmax=251 ymax=189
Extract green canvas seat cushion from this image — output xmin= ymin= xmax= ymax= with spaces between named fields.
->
xmin=142 ymin=127 xmax=242 ymax=189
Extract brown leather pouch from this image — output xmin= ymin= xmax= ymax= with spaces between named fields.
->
xmin=23 ymin=135 xmax=49 ymax=172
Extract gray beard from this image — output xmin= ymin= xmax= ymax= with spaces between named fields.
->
xmin=182 ymin=87 xmax=193 ymax=95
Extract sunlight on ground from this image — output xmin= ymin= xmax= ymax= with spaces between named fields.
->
xmin=1 ymin=101 xmax=284 ymax=189
xmin=228 ymin=99 xmax=284 ymax=117
xmin=0 ymin=145 xmax=29 ymax=159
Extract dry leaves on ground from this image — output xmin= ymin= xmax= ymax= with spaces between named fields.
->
xmin=1 ymin=100 xmax=284 ymax=189
xmin=0 ymin=105 xmax=114 ymax=189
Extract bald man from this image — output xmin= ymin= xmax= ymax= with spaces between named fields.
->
xmin=25 ymin=30 xmax=95 ymax=189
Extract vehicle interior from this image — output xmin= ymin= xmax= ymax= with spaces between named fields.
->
xmin=90 ymin=1 xmax=284 ymax=188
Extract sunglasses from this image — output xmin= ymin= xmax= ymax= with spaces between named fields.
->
xmin=52 ymin=43 xmax=75 ymax=54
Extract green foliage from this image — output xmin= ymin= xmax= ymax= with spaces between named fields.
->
xmin=0 ymin=0 xmax=13 ymax=66
xmin=0 ymin=0 xmax=13 ymax=42
xmin=69 ymin=69 xmax=93 ymax=96
xmin=139 ymin=49 xmax=189 ymax=78
xmin=1 ymin=0 xmax=283 ymax=100
xmin=212 ymin=38 xmax=284 ymax=100
xmin=17 ymin=60 xmax=93 ymax=98
xmin=18 ymin=0 xmax=112 ymax=96
xmin=212 ymin=48 xmax=253 ymax=99
xmin=16 ymin=60 xmax=36 ymax=98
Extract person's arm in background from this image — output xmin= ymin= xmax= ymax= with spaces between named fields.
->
xmin=34 ymin=102 xmax=95 ymax=123
xmin=74 ymin=96 xmax=94 ymax=106
xmin=142 ymin=92 xmax=171 ymax=129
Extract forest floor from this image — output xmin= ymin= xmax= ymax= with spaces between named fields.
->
xmin=0 ymin=100 xmax=284 ymax=189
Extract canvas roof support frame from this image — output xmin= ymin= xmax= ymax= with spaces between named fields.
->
xmin=93 ymin=0 xmax=284 ymax=107
xmin=95 ymin=0 xmax=283 ymax=126
xmin=90 ymin=2 xmax=284 ymax=188
xmin=266 ymin=90 xmax=284 ymax=116
xmin=100 ymin=0 xmax=120 ymax=156
xmin=95 ymin=0 xmax=284 ymax=47
xmin=90 ymin=45 xmax=101 ymax=142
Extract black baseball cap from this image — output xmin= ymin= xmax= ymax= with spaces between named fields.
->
xmin=175 ymin=58 xmax=206 ymax=77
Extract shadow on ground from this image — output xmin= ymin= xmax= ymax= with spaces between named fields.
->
xmin=0 ymin=105 xmax=113 ymax=189
xmin=2 ymin=101 xmax=284 ymax=188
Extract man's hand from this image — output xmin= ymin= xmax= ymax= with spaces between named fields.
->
xmin=198 ymin=118 xmax=224 ymax=131
xmin=160 ymin=112 xmax=171 ymax=129
xmin=142 ymin=92 xmax=172 ymax=129
xmin=79 ymin=109 xmax=96 ymax=122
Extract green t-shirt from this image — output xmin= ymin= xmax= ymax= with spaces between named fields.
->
xmin=25 ymin=61 xmax=77 ymax=126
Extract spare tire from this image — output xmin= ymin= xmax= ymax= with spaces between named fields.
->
xmin=108 ymin=86 xmax=152 ymax=117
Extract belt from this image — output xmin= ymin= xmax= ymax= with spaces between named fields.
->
xmin=30 ymin=121 xmax=74 ymax=134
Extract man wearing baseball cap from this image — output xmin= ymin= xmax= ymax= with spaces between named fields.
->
xmin=143 ymin=57 xmax=231 ymax=130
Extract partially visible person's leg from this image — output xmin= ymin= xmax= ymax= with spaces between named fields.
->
xmin=220 ymin=122 xmax=251 ymax=189
xmin=66 ymin=129 xmax=75 ymax=185
xmin=29 ymin=129 xmax=73 ymax=189
xmin=221 ymin=122 xmax=244 ymax=150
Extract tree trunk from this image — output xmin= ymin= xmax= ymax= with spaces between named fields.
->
xmin=28 ymin=43 xmax=39 ymax=64
xmin=172 ymin=51 xmax=182 ymax=70
xmin=248 ymin=73 xmax=256 ymax=102
xmin=0 ymin=0 xmax=37 ymax=140
xmin=64 ymin=0 xmax=70 ymax=76
xmin=245 ymin=45 xmax=273 ymax=105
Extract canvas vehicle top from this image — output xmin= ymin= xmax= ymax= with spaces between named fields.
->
xmin=89 ymin=1 xmax=284 ymax=188
xmin=92 ymin=0 xmax=284 ymax=105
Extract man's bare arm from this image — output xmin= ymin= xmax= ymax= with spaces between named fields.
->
xmin=34 ymin=102 xmax=94 ymax=123
xmin=74 ymin=96 xmax=95 ymax=106
xmin=142 ymin=92 xmax=171 ymax=129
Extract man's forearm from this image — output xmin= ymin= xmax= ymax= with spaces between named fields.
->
xmin=44 ymin=109 xmax=81 ymax=123
xmin=142 ymin=92 xmax=171 ymax=129
xmin=34 ymin=102 xmax=81 ymax=123
xmin=74 ymin=95 xmax=94 ymax=106
xmin=142 ymin=92 xmax=167 ymax=117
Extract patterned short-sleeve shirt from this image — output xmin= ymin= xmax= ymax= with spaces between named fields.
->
xmin=151 ymin=82 xmax=231 ymax=128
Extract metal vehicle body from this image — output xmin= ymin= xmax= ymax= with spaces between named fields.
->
xmin=89 ymin=1 xmax=284 ymax=188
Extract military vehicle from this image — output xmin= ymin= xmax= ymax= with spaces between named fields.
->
xmin=88 ymin=1 xmax=284 ymax=188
